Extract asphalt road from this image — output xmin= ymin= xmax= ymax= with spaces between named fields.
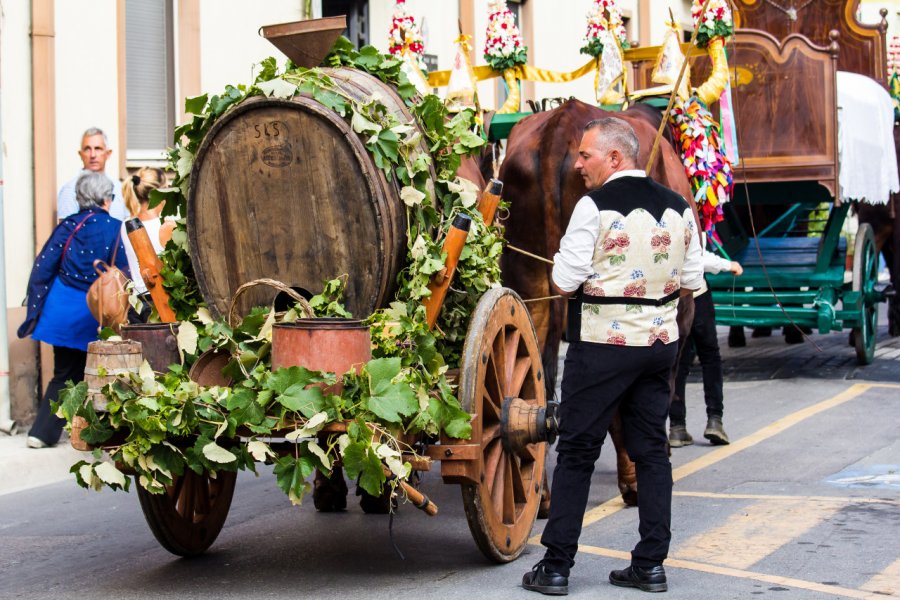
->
xmin=1 ymin=324 xmax=898 ymax=600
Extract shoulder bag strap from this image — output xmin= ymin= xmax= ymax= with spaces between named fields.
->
xmin=108 ymin=229 xmax=123 ymax=265
xmin=61 ymin=213 xmax=94 ymax=259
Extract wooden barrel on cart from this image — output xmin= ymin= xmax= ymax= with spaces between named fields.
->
xmin=188 ymin=67 xmax=435 ymax=320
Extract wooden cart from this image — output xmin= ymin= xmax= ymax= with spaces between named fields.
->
xmin=130 ymin=286 xmax=553 ymax=562
xmin=111 ymin=40 xmax=555 ymax=560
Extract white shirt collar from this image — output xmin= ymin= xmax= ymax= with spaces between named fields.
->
xmin=604 ymin=169 xmax=647 ymax=185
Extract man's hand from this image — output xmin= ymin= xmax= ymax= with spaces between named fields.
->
xmin=730 ymin=261 xmax=744 ymax=276
xmin=680 ymin=287 xmax=697 ymax=298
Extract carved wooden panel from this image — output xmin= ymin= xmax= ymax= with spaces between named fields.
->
xmin=630 ymin=30 xmax=839 ymax=195
xmin=731 ymin=0 xmax=887 ymax=84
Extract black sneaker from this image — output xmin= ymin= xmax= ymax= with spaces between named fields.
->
xmin=609 ymin=565 xmax=667 ymax=593
xmin=522 ymin=562 xmax=568 ymax=595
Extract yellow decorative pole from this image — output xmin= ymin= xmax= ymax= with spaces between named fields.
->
xmin=484 ymin=0 xmax=527 ymax=114
xmin=499 ymin=68 xmax=521 ymax=114
xmin=580 ymin=0 xmax=631 ymax=106
xmin=689 ymin=0 xmax=734 ymax=106
xmin=695 ymin=36 xmax=729 ymax=105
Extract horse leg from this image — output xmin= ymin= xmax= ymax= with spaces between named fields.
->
xmin=728 ymin=326 xmax=746 ymax=347
xmin=313 ymin=463 xmax=348 ymax=512
xmin=609 ymin=410 xmax=637 ymax=506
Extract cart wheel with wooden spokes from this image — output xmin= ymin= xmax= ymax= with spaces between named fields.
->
xmin=852 ymin=223 xmax=878 ymax=365
xmin=137 ymin=469 xmax=237 ymax=557
xmin=458 ymin=287 xmax=552 ymax=563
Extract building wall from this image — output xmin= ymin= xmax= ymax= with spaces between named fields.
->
xmin=198 ymin=0 xmax=306 ymax=100
xmin=1 ymin=0 xmax=36 ymax=306
xmin=1 ymin=0 xmax=40 ymax=424
xmin=55 ymin=0 xmax=121 ymax=190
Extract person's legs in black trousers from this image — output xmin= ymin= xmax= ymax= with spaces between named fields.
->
xmin=28 ymin=345 xmax=87 ymax=446
xmin=619 ymin=340 xmax=677 ymax=568
xmin=691 ymin=291 xmax=729 ymax=444
xmin=669 ymin=336 xmax=696 ymax=446
xmin=538 ymin=342 xmax=643 ymax=578
xmin=691 ymin=291 xmax=724 ymax=419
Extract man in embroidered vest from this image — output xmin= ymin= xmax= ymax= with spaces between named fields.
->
xmin=522 ymin=117 xmax=703 ymax=595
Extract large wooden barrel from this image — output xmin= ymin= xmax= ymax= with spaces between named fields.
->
xmin=188 ymin=67 xmax=434 ymax=319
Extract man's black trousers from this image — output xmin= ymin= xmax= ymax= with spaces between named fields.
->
xmin=671 ymin=290 xmax=724 ymax=425
xmin=540 ymin=339 xmax=677 ymax=576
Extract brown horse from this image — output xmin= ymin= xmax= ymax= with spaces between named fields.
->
xmin=498 ymin=99 xmax=697 ymax=504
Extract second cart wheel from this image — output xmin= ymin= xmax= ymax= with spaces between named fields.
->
xmin=459 ymin=288 xmax=547 ymax=563
xmin=137 ymin=469 xmax=237 ymax=557
xmin=852 ymin=223 xmax=878 ymax=365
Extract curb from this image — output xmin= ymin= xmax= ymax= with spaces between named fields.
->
xmin=0 ymin=433 xmax=89 ymax=496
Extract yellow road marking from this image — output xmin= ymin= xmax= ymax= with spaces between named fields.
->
xmin=673 ymin=490 xmax=900 ymax=506
xmin=860 ymin=557 xmax=900 ymax=596
xmin=527 ymin=382 xmax=896 ymax=583
xmin=577 ymin=544 xmax=887 ymax=600
xmin=671 ymin=383 xmax=873 ymax=481
xmin=674 ymin=498 xmax=841 ymax=569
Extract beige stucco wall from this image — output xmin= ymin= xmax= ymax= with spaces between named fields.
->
xmin=54 ymin=0 xmax=121 ymax=190
xmin=1 ymin=0 xmax=36 ymax=307
xmin=198 ymin=0 xmax=305 ymax=99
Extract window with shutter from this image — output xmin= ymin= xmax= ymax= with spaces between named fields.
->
xmin=125 ymin=0 xmax=175 ymax=162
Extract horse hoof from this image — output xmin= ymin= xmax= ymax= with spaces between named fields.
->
xmin=621 ymin=488 xmax=638 ymax=507
xmin=784 ymin=326 xmax=807 ymax=344
xmin=728 ymin=328 xmax=746 ymax=348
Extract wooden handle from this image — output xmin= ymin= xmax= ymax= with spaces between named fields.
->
xmin=399 ymin=479 xmax=438 ymax=516
xmin=477 ymin=179 xmax=503 ymax=226
xmin=423 ymin=214 xmax=472 ymax=330
xmin=126 ymin=220 xmax=177 ymax=323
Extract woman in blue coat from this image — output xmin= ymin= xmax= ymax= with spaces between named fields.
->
xmin=19 ymin=171 xmax=130 ymax=448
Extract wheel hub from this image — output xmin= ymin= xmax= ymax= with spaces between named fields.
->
xmin=500 ymin=397 xmax=559 ymax=452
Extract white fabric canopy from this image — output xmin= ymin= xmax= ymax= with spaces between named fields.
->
xmin=836 ymin=71 xmax=899 ymax=205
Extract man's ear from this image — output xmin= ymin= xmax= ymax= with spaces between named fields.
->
xmin=609 ymin=149 xmax=622 ymax=167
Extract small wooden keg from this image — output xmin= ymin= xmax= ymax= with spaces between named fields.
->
xmin=84 ymin=340 xmax=143 ymax=411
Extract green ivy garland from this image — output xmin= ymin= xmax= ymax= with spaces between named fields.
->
xmin=58 ymin=39 xmax=507 ymax=505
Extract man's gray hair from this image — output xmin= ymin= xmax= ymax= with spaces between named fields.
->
xmin=75 ymin=171 xmax=114 ymax=210
xmin=81 ymin=127 xmax=109 ymax=146
xmin=584 ymin=117 xmax=640 ymax=164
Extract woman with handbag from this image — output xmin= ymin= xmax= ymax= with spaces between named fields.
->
xmin=18 ymin=171 xmax=129 ymax=448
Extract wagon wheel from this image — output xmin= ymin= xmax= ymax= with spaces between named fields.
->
xmin=137 ymin=469 xmax=237 ymax=557
xmin=852 ymin=223 xmax=878 ymax=365
xmin=459 ymin=288 xmax=548 ymax=563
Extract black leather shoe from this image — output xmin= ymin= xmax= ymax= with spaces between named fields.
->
xmin=522 ymin=562 xmax=568 ymax=595
xmin=609 ymin=565 xmax=667 ymax=593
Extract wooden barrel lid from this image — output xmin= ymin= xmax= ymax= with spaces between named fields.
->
xmin=86 ymin=340 xmax=143 ymax=355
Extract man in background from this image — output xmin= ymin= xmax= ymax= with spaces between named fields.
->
xmin=57 ymin=127 xmax=127 ymax=221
